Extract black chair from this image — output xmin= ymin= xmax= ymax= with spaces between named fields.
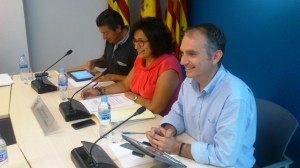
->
xmin=254 ymin=98 xmax=298 ymax=168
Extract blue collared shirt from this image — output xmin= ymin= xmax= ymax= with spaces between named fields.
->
xmin=162 ymin=65 xmax=256 ymax=167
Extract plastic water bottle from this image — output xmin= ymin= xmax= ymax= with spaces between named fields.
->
xmin=19 ymin=54 xmax=28 ymax=81
xmin=0 ymin=133 xmax=8 ymax=167
xmin=98 ymin=95 xmax=112 ymax=139
xmin=58 ymin=68 xmax=68 ymax=102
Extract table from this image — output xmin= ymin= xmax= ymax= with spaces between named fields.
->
xmin=7 ymin=144 xmax=30 ymax=168
xmin=0 ymin=84 xmax=11 ymax=119
xmin=9 ymin=70 xmax=214 ymax=168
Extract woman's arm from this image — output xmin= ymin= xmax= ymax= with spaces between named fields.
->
xmin=129 ymin=69 xmax=179 ymax=114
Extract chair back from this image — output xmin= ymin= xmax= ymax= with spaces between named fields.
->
xmin=254 ymin=98 xmax=298 ymax=166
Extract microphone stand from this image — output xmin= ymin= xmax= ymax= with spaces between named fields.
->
xmin=31 ymin=49 xmax=73 ymax=94
xmin=59 ymin=70 xmax=109 ymax=122
xmin=71 ymin=106 xmax=146 ymax=168
xmin=37 ymin=49 xmax=73 ymax=78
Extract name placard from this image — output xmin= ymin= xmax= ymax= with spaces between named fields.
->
xmin=31 ymin=96 xmax=57 ymax=135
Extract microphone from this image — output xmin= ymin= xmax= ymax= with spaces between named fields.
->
xmin=35 ymin=49 xmax=73 ymax=78
xmin=59 ymin=69 xmax=109 ymax=122
xmin=71 ymin=106 xmax=146 ymax=168
xmin=31 ymin=49 xmax=73 ymax=94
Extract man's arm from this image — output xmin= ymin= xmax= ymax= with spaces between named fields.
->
xmin=85 ymin=57 xmax=106 ymax=71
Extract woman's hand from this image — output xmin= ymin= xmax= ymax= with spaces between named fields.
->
xmin=124 ymin=91 xmax=138 ymax=101
xmin=80 ymin=88 xmax=100 ymax=99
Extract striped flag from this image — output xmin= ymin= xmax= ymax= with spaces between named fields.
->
xmin=108 ymin=0 xmax=130 ymax=25
xmin=140 ymin=0 xmax=162 ymax=19
xmin=165 ymin=0 xmax=187 ymax=59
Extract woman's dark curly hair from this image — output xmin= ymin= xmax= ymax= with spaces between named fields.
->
xmin=130 ymin=17 xmax=174 ymax=57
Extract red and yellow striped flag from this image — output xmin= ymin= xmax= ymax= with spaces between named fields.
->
xmin=140 ymin=0 xmax=162 ymax=19
xmin=108 ymin=0 xmax=130 ymax=25
xmin=165 ymin=0 xmax=187 ymax=59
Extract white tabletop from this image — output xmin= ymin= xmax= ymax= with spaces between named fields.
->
xmin=7 ymin=144 xmax=30 ymax=168
xmin=9 ymin=70 xmax=215 ymax=168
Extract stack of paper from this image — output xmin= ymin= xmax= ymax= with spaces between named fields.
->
xmin=0 ymin=74 xmax=13 ymax=86
xmin=80 ymin=93 xmax=155 ymax=122
xmin=80 ymin=93 xmax=135 ymax=111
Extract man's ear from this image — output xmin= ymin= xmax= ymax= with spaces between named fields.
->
xmin=212 ymin=50 xmax=223 ymax=65
xmin=115 ymin=25 xmax=122 ymax=33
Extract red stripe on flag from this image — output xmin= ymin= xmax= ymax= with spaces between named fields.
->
xmin=116 ymin=0 xmax=130 ymax=24
xmin=156 ymin=0 xmax=162 ymax=20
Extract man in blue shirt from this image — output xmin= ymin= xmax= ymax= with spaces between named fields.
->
xmin=146 ymin=24 xmax=256 ymax=167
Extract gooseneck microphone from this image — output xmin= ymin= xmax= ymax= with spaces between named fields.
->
xmin=35 ymin=49 xmax=73 ymax=78
xmin=59 ymin=69 xmax=109 ymax=122
xmin=31 ymin=49 xmax=73 ymax=94
xmin=71 ymin=106 xmax=147 ymax=168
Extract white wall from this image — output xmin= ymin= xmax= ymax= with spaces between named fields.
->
xmin=23 ymin=0 xmax=107 ymax=72
xmin=0 ymin=0 xmax=29 ymax=75
xmin=1 ymin=0 xmax=167 ymax=75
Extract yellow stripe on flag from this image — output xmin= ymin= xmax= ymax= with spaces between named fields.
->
xmin=108 ymin=0 xmax=130 ymax=25
xmin=140 ymin=0 xmax=161 ymax=19
xmin=165 ymin=0 xmax=187 ymax=59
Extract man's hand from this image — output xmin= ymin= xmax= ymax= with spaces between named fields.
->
xmin=85 ymin=60 xmax=96 ymax=72
xmin=146 ymin=126 xmax=181 ymax=154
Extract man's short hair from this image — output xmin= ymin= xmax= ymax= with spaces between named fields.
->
xmin=96 ymin=9 xmax=125 ymax=31
xmin=185 ymin=23 xmax=226 ymax=59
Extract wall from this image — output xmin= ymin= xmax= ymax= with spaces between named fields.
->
xmin=0 ymin=0 xmax=29 ymax=75
xmin=0 ymin=0 xmax=165 ymax=75
xmin=188 ymin=0 xmax=300 ymax=167
xmin=23 ymin=0 xmax=107 ymax=72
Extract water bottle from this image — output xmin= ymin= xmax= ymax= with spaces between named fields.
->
xmin=58 ymin=68 xmax=68 ymax=102
xmin=19 ymin=54 xmax=28 ymax=81
xmin=0 ymin=133 xmax=8 ymax=167
xmin=98 ymin=95 xmax=112 ymax=139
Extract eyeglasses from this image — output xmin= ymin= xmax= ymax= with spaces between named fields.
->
xmin=132 ymin=39 xmax=149 ymax=47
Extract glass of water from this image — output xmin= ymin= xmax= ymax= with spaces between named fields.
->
xmin=24 ymin=67 xmax=33 ymax=84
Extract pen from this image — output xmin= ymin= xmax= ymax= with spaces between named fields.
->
xmin=92 ymin=82 xmax=98 ymax=88
xmin=122 ymin=131 xmax=145 ymax=135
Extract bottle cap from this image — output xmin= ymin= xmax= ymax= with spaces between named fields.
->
xmin=60 ymin=68 xmax=65 ymax=73
xmin=19 ymin=53 xmax=25 ymax=57
xmin=101 ymin=95 xmax=108 ymax=102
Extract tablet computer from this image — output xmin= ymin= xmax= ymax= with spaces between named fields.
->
xmin=67 ymin=69 xmax=94 ymax=82
xmin=122 ymin=135 xmax=187 ymax=168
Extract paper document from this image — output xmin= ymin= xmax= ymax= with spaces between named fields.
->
xmin=80 ymin=93 xmax=155 ymax=122
xmin=0 ymin=74 xmax=13 ymax=86
xmin=110 ymin=104 xmax=155 ymax=122
xmin=110 ymin=138 xmax=154 ymax=168
xmin=68 ymin=78 xmax=113 ymax=87
xmin=68 ymin=78 xmax=95 ymax=87
xmin=80 ymin=93 xmax=135 ymax=112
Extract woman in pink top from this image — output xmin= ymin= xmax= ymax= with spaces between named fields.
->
xmin=81 ymin=17 xmax=182 ymax=116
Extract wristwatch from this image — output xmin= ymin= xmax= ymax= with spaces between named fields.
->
xmin=132 ymin=94 xmax=139 ymax=102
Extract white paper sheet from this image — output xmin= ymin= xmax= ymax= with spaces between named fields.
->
xmin=0 ymin=74 xmax=13 ymax=86
xmin=68 ymin=78 xmax=95 ymax=87
xmin=109 ymin=138 xmax=154 ymax=168
xmin=80 ymin=93 xmax=135 ymax=113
